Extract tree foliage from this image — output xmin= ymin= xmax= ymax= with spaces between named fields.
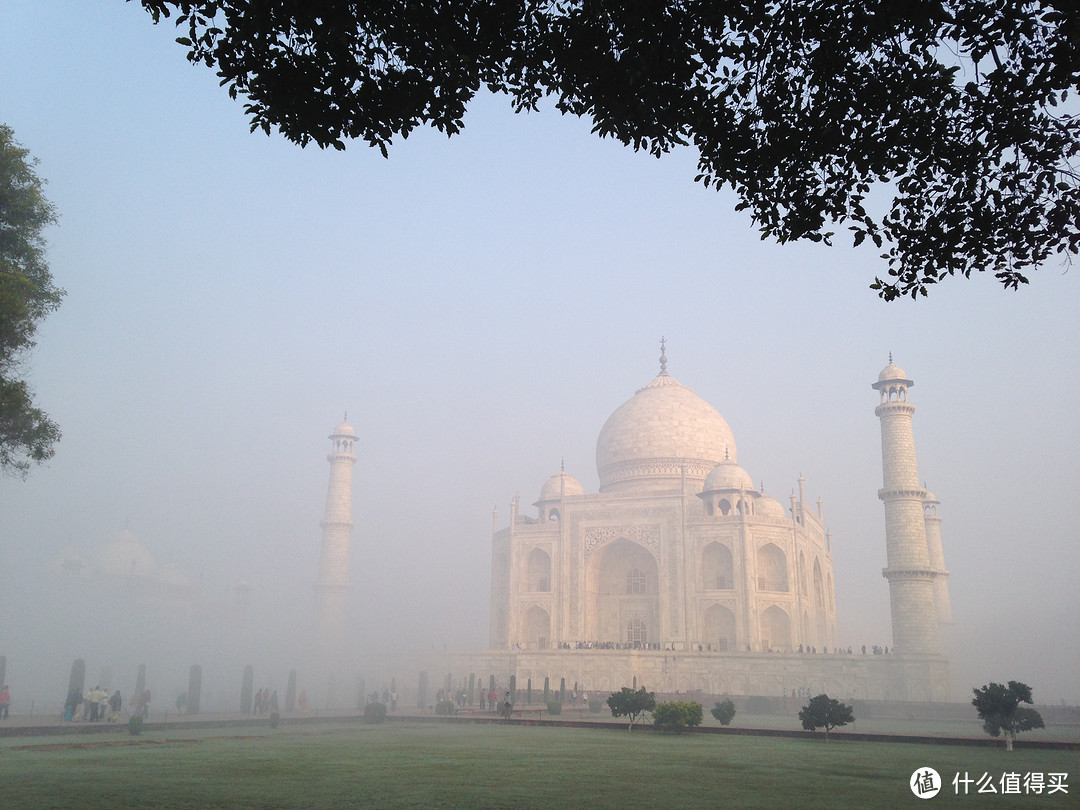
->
xmin=799 ymin=693 xmax=854 ymax=738
xmin=0 ymin=124 xmax=63 ymax=477
xmin=137 ymin=1 xmax=1079 ymax=298
xmin=653 ymin=700 xmax=703 ymax=732
xmin=710 ymin=699 xmax=736 ymax=725
xmin=606 ymin=686 xmax=655 ymax=731
xmin=972 ymin=680 xmax=1045 ymax=751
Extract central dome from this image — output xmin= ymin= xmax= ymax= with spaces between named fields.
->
xmin=596 ymin=369 xmax=736 ymax=493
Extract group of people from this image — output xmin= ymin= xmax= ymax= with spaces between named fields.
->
xmin=251 ymin=688 xmax=279 ymax=715
xmin=63 ymin=686 xmax=125 ymax=722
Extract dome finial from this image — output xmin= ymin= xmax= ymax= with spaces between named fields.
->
xmin=561 ymin=457 xmax=565 ymax=473
xmin=659 ymin=336 xmax=668 ymax=374
xmin=888 ymin=351 xmax=893 ymax=364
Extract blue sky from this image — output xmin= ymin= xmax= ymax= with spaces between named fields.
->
xmin=1 ymin=2 xmax=1077 ymax=704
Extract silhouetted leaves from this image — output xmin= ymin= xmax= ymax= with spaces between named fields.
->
xmin=138 ymin=1 xmax=1080 ymax=298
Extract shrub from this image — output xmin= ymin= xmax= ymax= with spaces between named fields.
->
xmin=434 ymin=700 xmax=455 ymax=716
xmin=546 ymin=700 xmax=562 ymax=715
xmin=364 ymin=702 xmax=387 ymax=724
xmin=711 ymin=699 xmax=736 ymax=725
xmin=588 ymin=697 xmax=605 ymax=714
xmin=269 ymin=711 xmax=280 ymax=729
xmin=653 ymin=701 xmax=703 ymax=732
xmin=799 ymin=694 xmax=854 ymax=738
xmin=127 ymin=714 xmax=143 ymax=736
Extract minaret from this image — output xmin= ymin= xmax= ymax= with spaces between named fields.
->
xmin=872 ymin=360 xmax=940 ymax=656
xmin=313 ymin=417 xmax=357 ymax=681
xmin=922 ymin=488 xmax=953 ymax=625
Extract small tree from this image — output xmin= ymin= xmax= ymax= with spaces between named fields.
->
xmin=363 ymin=702 xmax=387 ymax=724
xmin=653 ymin=701 xmax=703 ymax=732
xmin=606 ymin=687 xmax=655 ymax=732
xmin=972 ymin=681 xmax=1045 ymax=751
xmin=799 ymin=694 xmax=853 ymax=739
xmin=710 ymin=699 xmax=736 ymax=725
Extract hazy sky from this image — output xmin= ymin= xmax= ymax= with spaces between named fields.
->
xmin=1 ymin=2 xmax=1077 ymax=704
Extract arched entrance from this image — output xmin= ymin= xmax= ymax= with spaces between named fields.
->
xmin=522 ymin=605 xmax=551 ymax=649
xmin=760 ymin=605 xmax=791 ymax=652
xmin=584 ymin=538 xmax=660 ymax=645
xmin=703 ymin=604 xmax=736 ymax=651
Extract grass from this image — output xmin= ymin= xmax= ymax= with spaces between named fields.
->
xmin=1 ymin=721 xmax=1075 ymax=809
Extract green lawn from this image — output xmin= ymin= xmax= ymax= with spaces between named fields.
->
xmin=1 ymin=721 xmax=1075 ymax=809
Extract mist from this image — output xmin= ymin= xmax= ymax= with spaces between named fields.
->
xmin=0 ymin=2 xmax=1077 ymax=713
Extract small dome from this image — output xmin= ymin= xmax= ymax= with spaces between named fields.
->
xmin=877 ymin=362 xmax=907 ymax=382
xmin=923 ymin=489 xmax=939 ymax=503
xmin=703 ymin=458 xmax=754 ymax=492
xmin=331 ymin=420 xmax=356 ymax=438
xmin=755 ymin=495 xmax=788 ymax=519
xmin=539 ymin=470 xmax=585 ymax=501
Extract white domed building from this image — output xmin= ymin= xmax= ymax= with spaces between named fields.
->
xmin=487 ymin=347 xmax=848 ymax=695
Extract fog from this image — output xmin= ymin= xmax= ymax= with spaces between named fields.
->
xmin=0 ymin=3 xmax=1076 ymax=711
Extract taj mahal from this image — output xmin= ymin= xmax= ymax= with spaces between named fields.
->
xmin=314 ymin=344 xmax=953 ymax=703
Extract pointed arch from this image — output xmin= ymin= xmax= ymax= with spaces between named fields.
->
xmin=523 ymin=547 xmax=551 ymax=592
xmin=522 ymin=605 xmax=551 ymax=650
xmin=756 ymin=543 xmax=788 ymax=592
xmin=703 ymin=603 xmax=736 ymax=652
xmin=760 ymin=606 xmax=791 ymax=652
xmin=702 ymin=542 xmax=734 ymax=590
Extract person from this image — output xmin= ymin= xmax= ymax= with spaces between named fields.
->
xmin=479 ymin=690 xmax=486 ymax=710
xmin=298 ymin=691 xmax=309 ymax=713
xmin=108 ymin=690 xmax=122 ymax=721
xmin=269 ymin=690 xmax=279 ymax=713
xmin=142 ymin=689 xmax=151 ymax=719
xmin=0 ymin=684 xmax=10 ymax=719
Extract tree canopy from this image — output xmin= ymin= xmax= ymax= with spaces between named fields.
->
xmin=138 ymin=1 xmax=1079 ymax=299
xmin=798 ymin=693 xmax=854 ymax=737
xmin=606 ymin=686 xmax=655 ymax=730
xmin=971 ymin=680 xmax=1045 ymax=751
xmin=0 ymin=124 xmax=63 ymax=477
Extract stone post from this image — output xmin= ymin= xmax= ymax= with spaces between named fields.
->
xmin=187 ymin=665 xmax=202 ymax=716
xmin=241 ymin=665 xmax=254 ymax=714
xmin=286 ymin=670 xmax=297 ymax=712
xmin=134 ymin=664 xmax=146 ymax=705
xmin=67 ymin=659 xmax=85 ymax=711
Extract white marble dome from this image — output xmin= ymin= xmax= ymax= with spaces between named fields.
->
xmin=703 ymin=458 xmax=754 ymax=492
xmin=94 ymin=528 xmax=156 ymax=577
xmin=877 ymin=362 xmax=911 ymax=383
xmin=539 ymin=470 xmax=585 ymax=500
xmin=596 ymin=370 xmax=736 ymax=492
xmin=332 ymin=419 xmax=356 ymax=437
xmin=755 ymin=494 xmax=788 ymax=519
